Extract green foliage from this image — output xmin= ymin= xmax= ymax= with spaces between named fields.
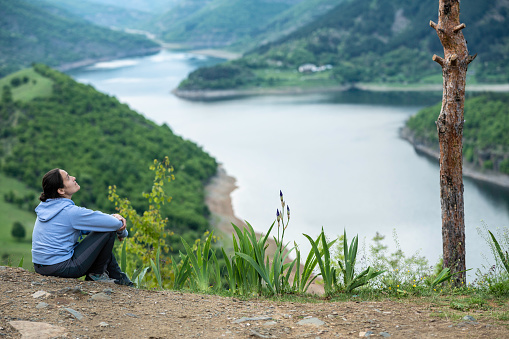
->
xmin=292 ymin=239 xmax=321 ymax=294
xmin=150 ymin=247 xmax=163 ymax=290
xmin=0 ymin=0 xmax=159 ymax=77
xmin=179 ymin=64 xmax=258 ymax=90
xmin=336 ymin=230 xmax=385 ymax=293
xmin=303 ymin=229 xmax=337 ymax=295
xmin=181 ymin=231 xmax=220 ymax=291
xmin=109 ymin=158 xmax=172 ymax=268
xmin=488 ymin=230 xmax=509 ymax=275
xmin=156 ymin=0 xmax=296 ymax=47
xmin=11 ymin=221 xmax=26 ymax=241
xmin=406 ymin=93 xmax=509 ymax=175
xmin=0 ymin=65 xmax=217 ymax=256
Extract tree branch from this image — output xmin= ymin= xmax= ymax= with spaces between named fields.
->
xmin=453 ymin=23 xmax=466 ymax=32
xmin=430 ymin=20 xmax=438 ymax=30
xmin=433 ymin=54 xmax=445 ymax=67
xmin=467 ymin=53 xmax=477 ymax=65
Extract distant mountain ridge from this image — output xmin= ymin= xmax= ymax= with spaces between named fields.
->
xmin=0 ymin=0 xmax=160 ymax=78
xmin=151 ymin=0 xmax=339 ymax=50
xmin=177 ymin=0 xmax=509 ymax=92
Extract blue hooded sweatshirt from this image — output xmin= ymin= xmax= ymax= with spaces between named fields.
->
xmin=32 ymin=198 xmax=127 ymax=265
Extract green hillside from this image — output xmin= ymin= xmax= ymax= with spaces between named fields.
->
xmin=0 ymin=0 xmax=160 ymax=78
xmin=37 ymin=0 xmax=154 ymax=30
xmin=152 ymin=0 xmax=304 ymax=48
xmin=178 ymin=0 xmax=508 ymax=90
xmin=0 ymin=65 xmax=218 ymax=254
xmin=405 ymin=93 xmax=509 ymax=175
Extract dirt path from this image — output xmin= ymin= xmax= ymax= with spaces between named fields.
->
xmin=1 ymin=266 xmax=506 ymax=338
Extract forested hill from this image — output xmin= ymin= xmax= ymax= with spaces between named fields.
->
xmin=0 ymin=65 xmax=217 ymax=246
xmin=178 ymin=0 xmax=508 ymax=91
xmin=150 ymin=0 xmax=338 ymax=50
xmin=0 ymin=0 xmax=160 ymax=78
xmin=405 ymin=93 xmax=509 ymax=176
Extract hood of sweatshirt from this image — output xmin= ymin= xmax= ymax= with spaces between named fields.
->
xmin=35 ymin=198 xmax=75 ymax=222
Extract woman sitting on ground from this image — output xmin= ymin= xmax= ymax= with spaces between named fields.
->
xmin=32 ymin=168 xmax=133 ymax=286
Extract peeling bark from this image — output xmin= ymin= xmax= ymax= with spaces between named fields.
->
xmin=431 ymin=0 xmax=476 ymax=286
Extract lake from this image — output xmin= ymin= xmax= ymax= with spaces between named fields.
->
xmin=69 ymin=50 xmax=509 ymax=278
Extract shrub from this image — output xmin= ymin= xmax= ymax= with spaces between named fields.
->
xmin=11 ymin=221 xmax=26 ymax=241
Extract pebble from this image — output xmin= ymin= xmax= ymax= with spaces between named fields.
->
xmin=35 ymin=302 xmax=49 ymax=309
xmin=232 ymin=316 xmax=272 ymax=323
xmin=297 ymin=317 xmax=324 ymax=326
xmin=90 ymin=292 xmax=112 ymax=301
xmin=102 ymin=288 xmax=113 ymax=295
xmin=359 ymin=331 xmax=374 ymax=337
xmin=99 ymin=322 xmax=109 ymax=327
xmin=62 ymin=307 xmax=84 ymax=321
xmin=380 ymin=332 xmax=391 ymax=337
xmin=32 ymin=290 xmax=50 ymax=298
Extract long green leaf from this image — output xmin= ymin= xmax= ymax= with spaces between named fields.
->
xmin=236 ymin=252 xmax=276 ymax=294
xmin=489 ymin=230 xmax=509 ymax=274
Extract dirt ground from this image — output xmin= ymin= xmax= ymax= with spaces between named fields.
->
xmin=1 ymin=266 xmax=508 ymax=338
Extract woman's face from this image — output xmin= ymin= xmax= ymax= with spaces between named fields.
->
xmin=58 ymin=169 xmax=81 ymax=199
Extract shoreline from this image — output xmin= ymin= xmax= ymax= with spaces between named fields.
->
xmin=173 ymin=82 xmax=509 ymax=101
xmin=204 ymin=165 xmax=324 ymax=294
xmin=55 ymin=47 xmax=161 ymax=72
xmin=400 ymin=127 xmax=509 ymax=189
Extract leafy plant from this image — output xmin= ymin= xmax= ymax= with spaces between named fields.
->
xmin=303 ymin=229 xmax=337 ymax=295
xmin=171 ymin=254 xmax=192 ymax=290
xmin=293 ymin=235 xmax=327 ymax=293
xmin=181 ymin=231 xmax=219 ymax=291
xmin=336 ymin=230 xmax=385 ymax=293
xmin=488 ymin=230 xmax=509 ymax=274
xmin=150 ymin=247 xmax=163 ymax=290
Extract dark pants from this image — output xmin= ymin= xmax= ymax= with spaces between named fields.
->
xmin=34 ymin=231 xmax=120 ymax=278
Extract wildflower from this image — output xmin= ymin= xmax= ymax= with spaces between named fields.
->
xmin=397 ymin=285 xmax=399 ymax=288
xmin=389 ymin=287 xmax=391 ymax=290
xmin=413 ymin=284 xmax=416 ymax=287
xmin=434 ymin=288 xmax=436 ymax=291
xmin=287 ymin=205 xmax=290 ymax=220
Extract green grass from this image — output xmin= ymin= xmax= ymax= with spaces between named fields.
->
xmin=0 ymin=67 xmax=54 ymax=102
xmin=0 ymin=172 xmax=39 ymax=269
xmin=251 ymin=68 xmax=339 ymax=89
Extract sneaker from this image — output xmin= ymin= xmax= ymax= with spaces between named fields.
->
xmin=88 ymin=272 xmax=116 ymax=283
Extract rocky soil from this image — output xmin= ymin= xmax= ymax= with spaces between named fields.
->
xmin=1 ymin=266 xmax=508 ymax=338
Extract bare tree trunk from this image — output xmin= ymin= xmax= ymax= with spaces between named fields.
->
xmin=430 ymin=0 xmax=476 ymax=285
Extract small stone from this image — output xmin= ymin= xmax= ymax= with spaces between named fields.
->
xmin=232 ymin=316 xmax=272 ymax=323
xmin=125 ymin=313 xmax=138 ymax=318
xmin=36 ymin=302 xmax=49 ymax=309
xmin=380 ymin=332 xmax=391 ymax=337
xmin=263 ymin=321 xmax=277 ymax=326
xmin=63 ymin=307 xmax=84 ymax=321
xmin=102 ymin=288 xmax=113 ymax=295
xmin=32 ymin=290 xmax=50 ymax=298
xmin=91 ymin=292 xmax=112 ymax=301
xmin=99 ymin=322 xmax=109 ymax=327
xmin=9 ymin=321 xmax=67 ymax=337
xmin=297 ymin=317 xmax=324 ymax=326
xmin=463 ymin=315 xmax=477 ymax=322
xmin=359 ymin=331 xmax=374 ymax=337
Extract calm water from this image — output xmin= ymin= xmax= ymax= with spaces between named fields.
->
xmin=70 ymin=50 xmax=509 ymax=277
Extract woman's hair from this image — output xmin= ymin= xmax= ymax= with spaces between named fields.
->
xmin=39 ymin=168 xmax=64 ymax=202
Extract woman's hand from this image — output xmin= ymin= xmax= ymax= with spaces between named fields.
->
xmin=112 ymin=213 xmax=126 ymax=231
